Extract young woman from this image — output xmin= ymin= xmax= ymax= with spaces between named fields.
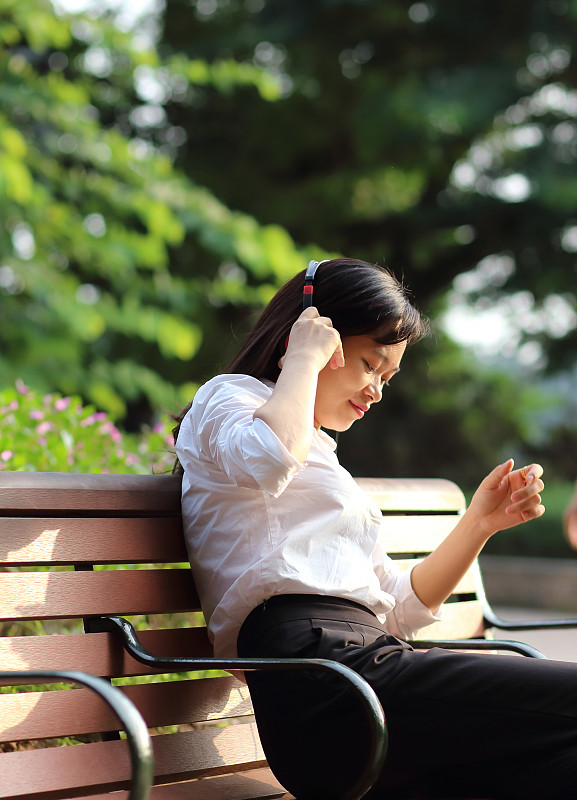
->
xmin=174 ymin=258 xmax=576 ymax=800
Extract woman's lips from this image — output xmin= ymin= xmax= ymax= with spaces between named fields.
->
xmin=349 ymin=401 xmax=369 ymax=418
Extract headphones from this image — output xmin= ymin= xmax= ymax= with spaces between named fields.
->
xmin=284 ymin=259 xmax=329 ymax=352
xmin=286 ymin=258 xmax=339 ymax=443
xmin=302 ymin=259 xmax=328 ymax=310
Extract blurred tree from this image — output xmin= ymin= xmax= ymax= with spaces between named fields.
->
xmin=2 ymin=0 xmax=576 ymax=493
xmin=159 ymin=0 xmax=577 ymax=331
xmin=154 ymin=0 xmax=577 ymax=484
xmin=0 ymin=0 xmax=313 ymax=424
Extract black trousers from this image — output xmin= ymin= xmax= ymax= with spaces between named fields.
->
xmin=237 ymin=595 xmax=577 ymax=799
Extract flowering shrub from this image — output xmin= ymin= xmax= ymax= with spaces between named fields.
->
xmin=0 ymin=381 xmax=176 ymax=474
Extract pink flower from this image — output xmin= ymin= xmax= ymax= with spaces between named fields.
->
xmin=16 ymin=379 xmax=29 ymax=395
xmin=29 ymin=410 xmax=44 ymax=420
xmin=36 ymin=421 xmax=54 ymax=435
xmin=55 ymin=397 xmax=71 ymax=411
xmin=1 ymin=450 xmax=13 ymax=462
xmin=99 ymin=421 xmax=122 ymax=442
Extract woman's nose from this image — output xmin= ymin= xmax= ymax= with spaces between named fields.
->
xmin=365 ymin=378 xmax=383 ymax=404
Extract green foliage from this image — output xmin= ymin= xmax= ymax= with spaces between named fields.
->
xmin=1 ymin=0 xmax=576 ymax=491
xmin=159 ymin=0 xmax=577 ymax=483
xmin=0 ymin=0 xmax=307 ymax=419
xmin=160 ymin=0 xmax=577 ymax=312
xmin=0 ymin=380 xmax=175 ymax=473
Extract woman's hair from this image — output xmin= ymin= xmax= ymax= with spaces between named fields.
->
xmin=172 ymin=257 xmax=428 ymax=471
xmin=227 ymin=257 xmax=427 ymax=380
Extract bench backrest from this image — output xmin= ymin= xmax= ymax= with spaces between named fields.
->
xmin=357 ymin=478 xmax=480 ymax=639
xmin=0 ymin=471 xmax=471 ymax=798
xmin=0 ymin=471 xmax=268 ymax=799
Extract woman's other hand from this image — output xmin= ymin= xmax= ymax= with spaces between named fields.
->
xmin=468 ymin=459 xmax=545 ymax=537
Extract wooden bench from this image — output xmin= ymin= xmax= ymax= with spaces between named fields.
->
xmin=2 ymin=471 xmax=576 ymax=800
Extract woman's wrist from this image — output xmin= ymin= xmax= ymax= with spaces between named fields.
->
xmin=458 ymin=507 xmax=495 ymax=543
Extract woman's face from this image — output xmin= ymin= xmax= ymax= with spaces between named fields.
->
xmin=314 ymin=335 xmax=406 ymax=431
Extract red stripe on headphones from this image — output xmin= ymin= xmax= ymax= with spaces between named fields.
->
xmin=303 ymin=285 xmax=314 ymax=295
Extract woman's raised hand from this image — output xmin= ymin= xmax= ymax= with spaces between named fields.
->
xmin=281 ymin=307 xmax=345 ymax=373
xmin=467 ymin=459 xmax=545 ymax=537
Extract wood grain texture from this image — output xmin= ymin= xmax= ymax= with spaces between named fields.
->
xmin=0 ymin=568 xmax=199 ymax=621
xmin=0 ymin=676 xmax=252 ymax=741
xmin=69 ymin=769 xmax=290 ymax=800
xmin=0 ymin=725 xmax=267 ymax=798
xmin=0 ymin=517 xmax=186 ymax=565
xmin=356 ymin=477 xmax=466 ymax=512
xmin=0 ymin=627 xmax=212 ymax=678
xmin=0 ymin=472 xmax=182 ymax=514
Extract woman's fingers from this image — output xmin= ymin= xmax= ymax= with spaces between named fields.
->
xmin=507 ymin=464 xmax=545 ymax=517
xmin=520 ymin=462 xmax=543 ymax=483
xmin=511 ymin=464 xmax=544 ymax=499
xmin=286 ymin=306 xmax=344 ymax=371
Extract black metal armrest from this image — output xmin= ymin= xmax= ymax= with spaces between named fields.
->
xmin=409 ymin=638 xmax=547 ymax=658
xmin=0 ymin=669 xmax=153 ymax=800
xmin=483 ymin=603 xmax=577 ymax=633
xmin=90 ymin=615 xmax=387 ymax=800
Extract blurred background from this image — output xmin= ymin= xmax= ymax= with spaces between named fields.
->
xmin=1 ymin=0 xmax=576 ymax=578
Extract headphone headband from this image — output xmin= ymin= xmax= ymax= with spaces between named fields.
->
xmin=284 ymin=258 xmax=330 ymax=352
xmin=303 ymin=259 xmax=328 ymax=309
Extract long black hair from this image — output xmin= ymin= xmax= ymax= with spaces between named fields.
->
xmin=172 ymin=258 xmax=428 ymax=470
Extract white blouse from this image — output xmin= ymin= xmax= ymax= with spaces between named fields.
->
xmin=176 ymin=374 xmax=441 ymax=657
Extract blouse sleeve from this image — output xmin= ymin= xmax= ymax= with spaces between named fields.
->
xmin=372 ymin=539 xmax=444 ymax=640
xmin=182 ymin=375 xmax=305 ymax=498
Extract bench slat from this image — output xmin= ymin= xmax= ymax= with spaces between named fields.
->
xmin=416 ymin=600 xmax=484 ymax=640
xmin=381 ymin=515 xmax=463 ymax=554
xmin=0 ymin=517 xmax=187 ymax=565
xmin=393 ymin=558 xmax=479 ymax=595
xmin=0 ymin=628 xmax=212 ymax=679
xmin=0 ymin=725 xmax=267 ymax=798
xmin=356 ymin=477 xmax=466 ymax=512
xmin=68 ymin=768 xmax=289 ymax=800
xmin=0 ymin=569 xmax=199 ymax=621
xmin=0 ymin=677 xmax=252 ymax=741
xmin=0 ymin=472 xmax=182 ymax=515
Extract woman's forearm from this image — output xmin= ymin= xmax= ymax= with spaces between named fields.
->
xmin=410 ymin=512 xmax=489 ymax=612
xmin=410 ymin=460 xmax=544 ymax=612
xmin=253 ymin=356 xmax=319 ymax=463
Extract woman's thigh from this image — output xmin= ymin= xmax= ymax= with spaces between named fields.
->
xmin=239 ymin=601 xmax=577 ymax=799
xmin=356 ymin=646 xmax=577 ymax=798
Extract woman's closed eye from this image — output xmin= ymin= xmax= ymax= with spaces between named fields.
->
xmin=364 ymin=362 xmax=390 ymax=386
